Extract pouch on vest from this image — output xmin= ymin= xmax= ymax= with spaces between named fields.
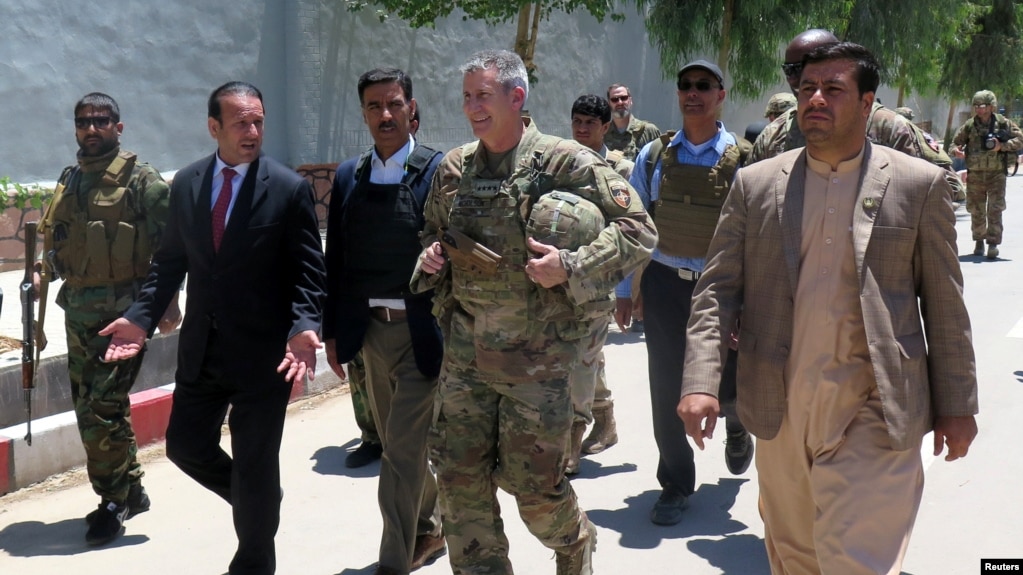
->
xmin=85 ymin=221 xmax=110 ymax=279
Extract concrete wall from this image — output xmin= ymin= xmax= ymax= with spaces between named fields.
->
xmin=0 ymin=1 xmax=964 ymax=183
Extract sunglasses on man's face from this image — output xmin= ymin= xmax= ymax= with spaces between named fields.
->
xmin=781 ymin=62 xmax=803 ymax=78
xmin=609 ymin=95 xmax=630 ymax=103
xmin=74 ymin=116 xmax=113 ymax=130
xmin=677 ymin=80 xmax=720 ymax=93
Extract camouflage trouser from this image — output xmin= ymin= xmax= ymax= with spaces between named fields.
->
xmin=431 ymin=361 xmax=590 ymax=574
xmin=570 ymin=318 xmax=611 ymax=423
xmin=966 ymin=169 xmax=1007 ymax=244
xmin=60 ymin=284 xmax=146 ymax=503
xmin=346 ymin=351 xmax=380 ymax=445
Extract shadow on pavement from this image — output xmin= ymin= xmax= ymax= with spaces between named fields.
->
xmin=310 ymin=441 xmax=381 ymax=478
xmin=334 ymin=564 xmax=377 ymax=575
xmin=586 ymin=478 xmax=749 ymax=550
xmin=571 ymin=459 xmax=638 ymax=480
xmin=688 ymin=533 xmax=770 ymax=574
xmin=604 ymin=331 xmax=644 ymax=346
xmin=0 ymin=517 xmax=149 ymax=557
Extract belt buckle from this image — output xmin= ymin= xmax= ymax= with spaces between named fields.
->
xmin=678 ymin=268 xmax=700 ymax=281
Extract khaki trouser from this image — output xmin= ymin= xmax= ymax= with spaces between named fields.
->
xmin=756 ymin=390 xmax=924 ymax=574
xmin=363 ymin=316 xmax=442 ymax=572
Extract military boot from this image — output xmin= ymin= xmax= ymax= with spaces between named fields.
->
xmin=974 ymin=240 xmax=985 ymax=256
xmin=988 ymin=243 xmax=1000 ymax=259
xmin=581 ymin=402 xmax=618 ymax=455
xmin=565 ymin=421 xmax=587 ymax=476
xmin=556 ymin=519 xmax=596 ymax=575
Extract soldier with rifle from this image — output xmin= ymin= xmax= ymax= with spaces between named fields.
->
xmin=34 ymin=92 xmax=179 ymax=546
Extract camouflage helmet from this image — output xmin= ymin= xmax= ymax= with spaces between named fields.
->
xmin=894 ymin=107 xmax=914 ymax=120
xmin=764 ymin=93 xmax=796 ymax=118
xmin=972 ymin=90 xmax=997 ymax=107
xmin=526 ymin=190 xmax=605 ymax=251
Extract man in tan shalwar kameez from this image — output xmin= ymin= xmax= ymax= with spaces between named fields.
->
xmin=677 ymin=42 xmax=979 ymax=574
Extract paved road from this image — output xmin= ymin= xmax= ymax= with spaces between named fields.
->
xmin=2 ymin=178 xmax=1023 ymax=574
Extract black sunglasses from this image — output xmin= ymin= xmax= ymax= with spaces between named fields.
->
xmin=781 ymin=62 xmax=803 ymax=78
xmin=609 ymin=96 xmax=630 ymax=103
xmin=677 ymin=80 xmax=720 ymax=93
xmin=74 ymin=116 xmax=113 ymax=129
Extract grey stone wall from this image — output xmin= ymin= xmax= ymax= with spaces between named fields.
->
xmin=0 ymin=0 xmax=960 ymax=183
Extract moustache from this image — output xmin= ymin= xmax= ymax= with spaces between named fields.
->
xmin=377 ymin=121 xmax=398 ymax=130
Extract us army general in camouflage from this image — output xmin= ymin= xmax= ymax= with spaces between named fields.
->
xmin=412 ymin=50 xmax=656 ymax=575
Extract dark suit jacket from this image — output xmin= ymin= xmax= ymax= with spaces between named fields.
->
xmin=322 ymin=148 xmax=443 ymax=377
xmin=683 ymin=143 xmax=978 ymax=451
xmin=125 ymin=152 xmax=326 ymax=383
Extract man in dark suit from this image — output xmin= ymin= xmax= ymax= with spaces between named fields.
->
xmin=101 ymin=81 xmax=326 ymax=575
xmin=679 ymin=43 xmax=978 ymax=573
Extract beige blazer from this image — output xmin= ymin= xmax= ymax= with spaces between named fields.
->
xmin=683 ymin=142 xmax=978 ymax=451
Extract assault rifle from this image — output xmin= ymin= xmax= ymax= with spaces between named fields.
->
xmin=21 ymin=221 xmax=37 ymax=446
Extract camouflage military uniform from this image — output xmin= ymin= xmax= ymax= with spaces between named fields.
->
xmin=571 ymin=149 xmax=634 ymax=424
xmin=412 ymin=119 xmax=655 ymax=573
xmin=42 ymin=146 xmax=169 ymax=504
xmin=952 ymin=111 xmax=1023 ymax=246
xmin=346 ymin=351 xmax=380 ymax=445
xmin=604 ymin=116 xmax=661 ymax=161
xmin=749 ymin=102 xmax=966 ymax=201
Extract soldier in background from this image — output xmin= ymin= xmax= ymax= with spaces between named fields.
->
xmin=950 ymin=90 xmax=1023 ymax=259
xmin=36 ymin=92 xmax=179 ymax=545
xmin=895 ymin=106 xmax=943 ymax=154
xmin=749 ymin=29 xmax=966 ymax=202
xmin=604 ymin=83 xmax=661 ymax=161
xmin=764 ymin=92 xmax=796 ymax=121
xmin=564 ymin=94 xmax=632 ymax=475
xmin=413 ymin=49 xmax=655 ymax=575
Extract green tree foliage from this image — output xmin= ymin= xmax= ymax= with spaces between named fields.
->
xmin=344 ymin=1 xmax=624 ymax=80
xmin=942 ymin=0 xmax=1023 ymax=102
xmin=832 ymin=0 xmax=975 ymax=103
xmin=635 ymin=0 xmax=823 ymax=100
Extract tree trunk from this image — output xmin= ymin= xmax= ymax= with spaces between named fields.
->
xmin=514 ymin=3 xmax=542 ymax=80
xmin=717 ymin=0 xmax=734 ymax=79
xmin=945 ymin=98 xmax=958 ymax=150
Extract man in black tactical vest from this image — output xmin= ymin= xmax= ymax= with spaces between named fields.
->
xmin=323 ymin=68 xmax=446 ymax=575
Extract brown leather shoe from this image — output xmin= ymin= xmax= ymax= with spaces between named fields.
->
xmin=410 ymin=533 xmax=447 ymax=570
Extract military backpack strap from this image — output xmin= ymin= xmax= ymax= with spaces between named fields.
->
xmin=605 ymin=149 xmax=625 ymax=168
xmin=645 ymin=131 xmax=675 ymax=190
xmin=102 ymin=151 xmax=137 ymax=188
xmin=730 ymin=132 xmax=752 ymax=167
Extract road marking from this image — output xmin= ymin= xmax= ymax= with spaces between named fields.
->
xmin=1008 ymin=315 xmax=1023 ymax=338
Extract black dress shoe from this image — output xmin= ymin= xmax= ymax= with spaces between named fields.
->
xmin=345 ymin=441 xmax=383 ymax=468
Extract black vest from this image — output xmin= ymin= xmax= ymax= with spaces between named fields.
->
xmin=339 ymin=145 xmax=440 ymax=298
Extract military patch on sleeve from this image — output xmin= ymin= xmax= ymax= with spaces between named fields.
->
xmin=611 ymin=183 xmax=632 ymax=209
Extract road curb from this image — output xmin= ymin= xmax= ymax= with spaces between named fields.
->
xmin=0 ymin=350 xmax=341 ymax=496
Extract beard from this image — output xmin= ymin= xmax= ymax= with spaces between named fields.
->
xmin=612 ymin=108 xmax=630 ymax=120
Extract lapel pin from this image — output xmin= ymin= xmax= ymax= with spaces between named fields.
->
xmin=862 ymin=197 xmax=876 ymax=209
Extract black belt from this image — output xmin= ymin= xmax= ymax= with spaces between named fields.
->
xmin=370 ymin=307 xmax=407 ymax=322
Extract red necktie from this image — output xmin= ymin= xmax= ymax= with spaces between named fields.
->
xmin=212 ymin=167 xmax=235 ymax=251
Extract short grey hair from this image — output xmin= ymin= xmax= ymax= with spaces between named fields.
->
xmin=460 ymin=49 xmax=529 ymax=106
